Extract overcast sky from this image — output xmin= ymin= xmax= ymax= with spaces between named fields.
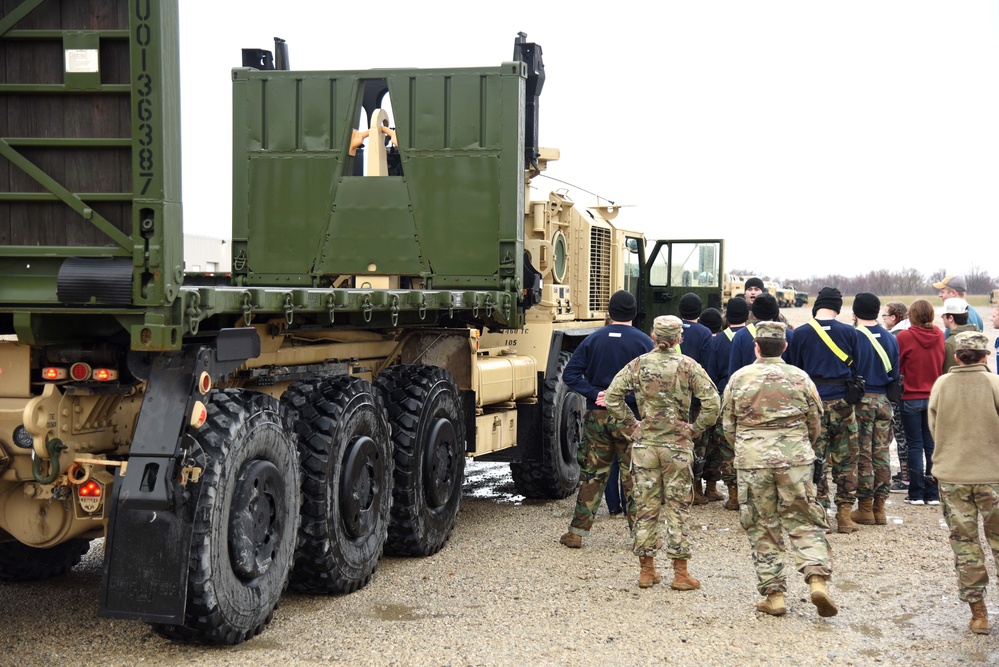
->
xmin=177 ymin=1 xmax=999 ymax=282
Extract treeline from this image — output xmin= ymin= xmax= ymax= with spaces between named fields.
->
xmin=730 ymin=266 xmax=996 ymax=297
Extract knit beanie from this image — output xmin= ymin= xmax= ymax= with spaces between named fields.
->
xmin=744 ymin=277 xmax=765 ymax=291
xmin=812 ymin=287 xmax=843 ymax=315
xmin=751 ymin=293 xmax=779 ymax=322
xmin=607 ymin=290 xmax=638 ymax=322
xmin=679 ymin=292 xmax=702 ymax=320
xmin=853 ymin=292 xmax=880 ymax=320
xmin=725 ymin=298 xmax=749 ymax=325
xmin=698 ymin=307 xmax=723 ymax=334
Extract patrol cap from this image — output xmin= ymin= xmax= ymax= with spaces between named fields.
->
xmin=954 ymin=331 xmax=990 ymax=352
xmin=754 ymin=321 xmax=787 ymax=340
xmin=942 ymin=297 xmax=969 ymax=315
xmin=653 ymin=315 xmax=683 ymax=339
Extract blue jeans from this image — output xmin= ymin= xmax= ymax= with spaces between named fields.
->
xmin=900 ymin=399 xmax=938 ymax=501
xmin=605 ymin=457 xmax=624 ymax=513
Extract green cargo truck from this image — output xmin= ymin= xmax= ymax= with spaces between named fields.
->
xmin=0 ymin=0 xmax=723 ymax=644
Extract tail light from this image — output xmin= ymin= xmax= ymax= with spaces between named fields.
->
xmin=41 ymin=367 xmax=67 ymax=380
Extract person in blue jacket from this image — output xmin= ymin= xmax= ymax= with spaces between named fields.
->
xmin=728 ymin=293 xmax=793 ymax=378
xmin=934 ymin=275 xmax=984 ymax=336
xmin=706 ymin=297 xmax=749 ymax=509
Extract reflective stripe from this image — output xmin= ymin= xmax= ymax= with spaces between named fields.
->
xmin=857 ymin=326 xmax=892 ymax=372
xmin=807 ymin=319 xmax=852 ymax=365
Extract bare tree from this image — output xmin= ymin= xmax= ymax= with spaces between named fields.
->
xmin=965 ymin=265 xmax=993 ymax=295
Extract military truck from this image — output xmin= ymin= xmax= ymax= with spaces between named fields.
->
xmin=0 ymin=0 xmax=723 ymax=645
xmin=793 ymin=288 xmax=809 ymax=308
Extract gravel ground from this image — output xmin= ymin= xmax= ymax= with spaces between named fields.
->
xmin=3 ymin=305 xmax=999 ymax=666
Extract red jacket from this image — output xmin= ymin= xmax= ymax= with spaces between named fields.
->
xmin=897 ymin=325 xmax=945 ymax=400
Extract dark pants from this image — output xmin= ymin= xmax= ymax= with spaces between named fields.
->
xmin=605 ymin=457 xmax=625 ymax=513
xmin=900 ymin=398 xmax=938 ymax=502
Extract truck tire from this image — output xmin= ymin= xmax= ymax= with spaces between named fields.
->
xmin=0 ymin=539 xmax=90 ymax=581
xmin=375 ymin=365 xmax=465 ymax=557
xmin=152 ymin=389 xmax=300 ymax=645
xmin=281 ymin=377 xmax=392 ymax=593
xmin=510 ymin=351 xmax=583 ymax=499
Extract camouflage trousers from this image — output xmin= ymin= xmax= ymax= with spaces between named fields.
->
xmin=814 ymin=399 xmax=858 ymax=505
xmin=890 ymin=398 xmax=908 ymax=479
xmin=631 ymin=445 xmax=693 ymax=559
xmin=738 ymin=465 xmax=833 ymax=596
xmin=940 ymin=483 xmax=999 ymax=603
xmin=695 ymin=419 xmax=733 ymax=484
xmin=567 ymin=410 xmax=635 ymax=535
xmin=855 ymin=394 xmax=893 ymax=499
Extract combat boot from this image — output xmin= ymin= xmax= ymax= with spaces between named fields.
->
xmin=850 ymin=498 xmax=875 ymax=525
xmin=724 ymin=484 xmax=739 ymax=511
xmin=836 ymin=503 xmax=859 ymax=533
xmin=970 ymin=600 xmax=990 ymax=635
xmin=692 ymin=480 xmax=708 ymax=506
xmin=670 ymin=559 xmax=701 ymax=591
xmin=808 ymin=575 xmax=838 ymax=617
xmin=638 ymin=556 xmax=662 ymax=589
xmin=756 ymin=592 xmax=787 ymax=616
xmin=559 ymin=532 xmax=581 ymax=549
xmin=704 ymin=480 xmax=725 ymax=502
xmin=873 ymin=496 xmax=887 ymax=525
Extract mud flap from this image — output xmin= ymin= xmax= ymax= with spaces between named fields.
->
xmin=100 ymin=330 xmax=260 ymax=624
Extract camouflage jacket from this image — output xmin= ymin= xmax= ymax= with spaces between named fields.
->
xmin=605 ymin=348 xmax=720 ymax=451
xmin=721 ymin=358 xmax=823 ymax=469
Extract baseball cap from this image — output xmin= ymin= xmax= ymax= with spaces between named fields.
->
xmin=933 ymin=275 xmax=968 ymax=292
xmin=942 ymin=298 xmax=969 ymax=315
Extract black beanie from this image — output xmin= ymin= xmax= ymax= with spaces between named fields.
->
xmin=698 ymin=307 xmax=723 ymax=334
xmin=751 ymin=293 xmax=779 ymax=321
xmin=744 ymin=277 xmax=765 ymax=291
xmin=813 ymin=287 xmax=843 ymax=315
xmin=853 ymin=292 xmax=880 ymax=320
xmin=679 ymin=292 xmax=702 ymax=320
xmin=725 ymin=297 xmax=749 ymax=325
xmin=608 ymin=290 xmax=638 ymax=322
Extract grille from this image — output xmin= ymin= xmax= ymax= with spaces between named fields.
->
xmin=589 ymin=227 xmax=611 ymax=312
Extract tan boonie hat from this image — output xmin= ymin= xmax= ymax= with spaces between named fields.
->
xmin=754 ymin=321 xmax=787 ymax=339
xmin=653 ymin=315 xmax=683 ymax=338
xmin=954 ymin=331 xmax=990 ymax=352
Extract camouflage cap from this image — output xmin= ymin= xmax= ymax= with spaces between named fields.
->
xmin=653 ymin=315 xmax=683 ymax=339
xmin=954 ymin=331 xmax=990 ymax=352
xmin=754 ymin=321 xmax=787 ymax=340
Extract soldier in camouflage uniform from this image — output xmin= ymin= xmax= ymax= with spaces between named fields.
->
xmin=929 ymin=331 xmax=999 ymax=635
xmin=722 ymin=321 xmax=838 ymax=617
xmin=559 ymin=290 xmax=654 ymax=549
xmin=605 ymin=316 xmax=719 ymax=590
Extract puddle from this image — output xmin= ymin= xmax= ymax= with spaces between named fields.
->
xmin=849 ymin=623 xmax=883 ymax=638
xmin=370 ymin=603 xmax=450 ymax=622
xmin=463 ymin=461 xmax=525 ymax=505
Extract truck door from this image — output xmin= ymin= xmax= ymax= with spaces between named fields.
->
xmin=641 ymin=239 xmax=724 ymax=334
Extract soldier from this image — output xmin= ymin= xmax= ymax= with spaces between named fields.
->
xmin=559 ymin=290 xmax=654 ymax=548
xmin=928 ymin=331 xmax=999 ymax=635
xmin=605 ymin=316 xmax=720 ymax=590
xmin=722 ymin=321 xmax=837 ymax=618
xmin=849 ymin=293 xmax=900 ymax=527
xmin=786 ymin=286 xmax=862 ymax=533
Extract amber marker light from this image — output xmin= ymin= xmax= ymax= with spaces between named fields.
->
xmin=78 ymin=480 xmax=102 ymax=497
xmin=190 ymin=401 xmax=208 ymax=429
xmin=70 ymin=362 xmax=92 ymax=381
xmin=42 ymin=367 xmax=67 ymax=380
xmin=92 ymin=368 xmax=119 ymax=382
xmin=198 ymin=371 xmax=212 ymax=395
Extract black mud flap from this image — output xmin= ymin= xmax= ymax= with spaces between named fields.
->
xmin=100 ymin=329 xmax=260 ymax=624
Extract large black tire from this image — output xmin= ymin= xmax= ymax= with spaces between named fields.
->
xmin=375 ymin=365 xmax=465 ymax=557
xmin=152 ymin=390 xmax=300 ymax=645
xmin=510 ymin=351 xmax=583 ymax=499
xmin=0 ymin=539 xmax=91 ymax=581
xmin=281 ymin=377 xmax=392 ymax=594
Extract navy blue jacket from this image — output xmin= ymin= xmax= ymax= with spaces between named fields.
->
xmin=563 ymin=324 xmax=655 ymax=411
xmin=787 ymin=318 xmax=861 ymax=401
xmin=853 ymin=324 xmax=900 ymax=393
xmin=680 ymin=321 xmax=713 ymax=366
xmin=707 ymin=326 xmax=743 ymax=394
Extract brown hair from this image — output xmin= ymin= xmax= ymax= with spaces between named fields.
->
xmin=756 ymin=338 xmax=785 ymax=358
xmin=654 ymin=335 xmax=681 ymax=351
xmin=884 ymin=301 xmax=907 ymax=322
xmin=908 ymin=299 xmax=936 ymax=328
xmin=956 ymin=349 xmax=988 ymax=365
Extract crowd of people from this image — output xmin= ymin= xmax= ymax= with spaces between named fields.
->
xmin=557 ymin=276 xmax=999 ymax=635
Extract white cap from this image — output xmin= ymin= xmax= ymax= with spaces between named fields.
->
xmin=942 ymin=297 xmax=969 ymax=315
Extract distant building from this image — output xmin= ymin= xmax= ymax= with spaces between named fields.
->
xmin=184 ymin=234 xmax=231 ymax=273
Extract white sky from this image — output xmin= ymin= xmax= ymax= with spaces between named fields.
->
xmin=178 ymin=1 xmax=999 ymax=282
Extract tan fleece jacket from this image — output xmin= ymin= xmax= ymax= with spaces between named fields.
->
xmin=928 ymin=363 xmax=999 ymax=484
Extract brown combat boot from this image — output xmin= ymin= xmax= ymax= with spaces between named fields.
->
xmin=559 ymin=532 xmax=581 ymax=549
xmin=970 ymin=600 xmax=990 ymax=635
xmin=851 ymin=498 xmax=875 ymax=525
xmin=704 ymin=480 xmax=725 ymax=502
xmin=638 ymin=556 xmax=662 ymax=589
xmin=724 ymin=483 xmax=739 ymax=511
xmin=873 ymin=496 xmax=887 ymax=525
xmin=836 ymin=503 xmax=859 ymax=533
xmin=756 ymin=592 xmax=787 ymax=616
xmin=671 ymin=559 xmax=701 ymax=591
xmin=692 ymin=479 xmax=709 ymax=506
xmin=808 ymin=575 xmax=838 ymax=617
